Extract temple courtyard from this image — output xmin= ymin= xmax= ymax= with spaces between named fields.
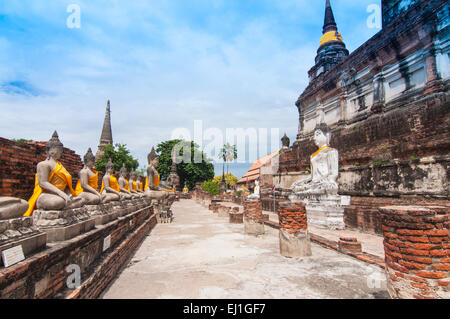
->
xmin=102 ymin=199 xmax=388 ymax=299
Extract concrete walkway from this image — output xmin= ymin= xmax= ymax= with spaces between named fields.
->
xmin=102 ymin=199 xmax=388 ymax=299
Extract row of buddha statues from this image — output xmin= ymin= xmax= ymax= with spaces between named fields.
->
xmin=0 ymin=131 xmax=176 ymax=221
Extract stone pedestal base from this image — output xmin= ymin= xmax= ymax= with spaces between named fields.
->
xmin=279 ymin=229 xmax=311 ymax=258
xmin=290 ymin=194 xmax=347 ymax=230
xmin=0 ymin=216 xmax=47 ymax=266
xmin=32 ymin=208 xmax=95 ymax=243
xmin=244 ymin=218 xmax=264 ymax=236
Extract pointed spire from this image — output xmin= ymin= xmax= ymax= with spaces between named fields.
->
xmin=323 ymin=0 xmax=337 ymax=34
xmin=99 ymin=100 xmax=113 ymax=148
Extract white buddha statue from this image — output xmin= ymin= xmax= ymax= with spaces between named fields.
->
xmin=291 ymin=123 xmax=339 ymax=196
xmin=247 ymin=179 xmax=260 ymax=201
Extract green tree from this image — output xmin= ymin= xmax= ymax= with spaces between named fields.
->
xmin=213 ymin=173 xmax=238 ymax=188
xmin=156 ymin=139 xmax=215 ymax=190
xmin=95 ymin=143 xmax=139 ymax=172
xmin=201 ymin=180 xmax=219 ymax=195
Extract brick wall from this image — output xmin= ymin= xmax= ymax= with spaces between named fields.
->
xmin=0 ymin=206 xmax=154 ymax=299
xmin=0 ymin=138 xmax=83 ymax=201
xmin=278 ymin=202 xmax=308 ymax=234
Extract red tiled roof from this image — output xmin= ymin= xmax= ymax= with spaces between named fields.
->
xmin=237 ymin=150 xmax=279 ymax=184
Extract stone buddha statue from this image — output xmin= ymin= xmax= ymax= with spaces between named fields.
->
xmin=75 ymin=148 xmax=103 ymax=205
xmin=100 ymin=158 xmax=122 ymax=202
xmin=128 ymin=169 xmax=141 ymax=197
xmin=24 ymin=131 xmax=85 ymax=216
xmin=136 ymin=175 xmax=145 ymax=193
xmin=144 ymin=147 xmax=169 ymax=201
xmin=118 ymin=164 xmax=133 ymax=199
xmin=0 ymin=197 xmax=29 ymax=220
xmin=246 ymin=179 xmax=261 ymax=201
xmin=291 ymin=123 xmax=339 ymax=196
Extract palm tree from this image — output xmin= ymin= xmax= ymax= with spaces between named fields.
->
xmin=218 ymin=143 xmax=238 ymax=184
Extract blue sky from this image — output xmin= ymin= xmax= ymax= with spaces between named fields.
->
xmin=0 ymin=0 xmax=381 ymax=178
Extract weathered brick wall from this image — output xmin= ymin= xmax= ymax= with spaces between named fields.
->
xmin=278 ymin=202 xmax=308 ymax=234
xmin=0 ymin=206 xmax=154 ymax=299
xmin=0 ymin=138 xmax=83 ymax=200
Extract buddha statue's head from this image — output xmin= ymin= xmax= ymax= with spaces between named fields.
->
xmin=46 ymin=131 xmax=64 ymax=160
xmin=83 ymin=148 xmax=96 ymax=169
xmin=130 ymin=169 xmax=136 ymax=180
xmin=106 ymin=158 xmax=114 ymax=175
xmin=148 ymin=147 xmax=159 ymax=168
xmin=313 ymin=123 xmax=331 ymax=148
xmin=120 ymin=163 xmax=128 ymax=178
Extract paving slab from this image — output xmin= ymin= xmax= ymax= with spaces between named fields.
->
xmin=102 ymin=200 xmax=388 ymax=299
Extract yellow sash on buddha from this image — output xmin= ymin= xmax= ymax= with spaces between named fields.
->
xmin=132 ymin=181 xmax=137 ymax=191
xmin=75 ymin=170 xmax=98 ymax=196
xmin=125 ymin=180 xmax=130 ymax=191
xmin=24 ymin=161 xmax=76 ymax=216
xmin=311 ymin=145 xmax=329 ymax=159
xmin=144 ymin=174 xmax=160 ymax=190
xmin=140 ymin=182 xmax=144 ymax=191
xmin=100 ymin=175 xmax=121 ymax=194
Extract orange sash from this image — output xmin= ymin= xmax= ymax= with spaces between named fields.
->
xmin=24 ymin=161 xmax=76 ymax=216
xmin=75 ymin=169 xmax=98 ymax=196
xmin=132 ymin=181 xmax=137 ymax=191
xmin=144 ymin=174 xmax=160 ymax=190
xmin=139 ymin=182 xmax=144 ymax=191
xmin=100 ymin=175 xmax=121 ymax=194
xmin=124 ymin=179 xmax=130 ymax=191
xmin=311 ymin=145 xmax=329 ymax=159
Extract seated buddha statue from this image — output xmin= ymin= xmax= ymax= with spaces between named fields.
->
xmin=291 ymin=123 xmax=339 ymax=196
xmin=0 ymin=197 xmax=29 ymax=220
xmin=118 ymin=164 xmax=133 ymax=200
xmin=24 ymin=131 xmax=85 ymax=216
xmin=100 ymin=159 xmax=121 ymax=203
xmin=136 ymin=175 xmax=145 ymax=193
xmin=75 ymin=148 xmax=103 ymax=205
xmin=247 ymin=179 xmax=261 ymax=201
xmin=128 ymin=170 xmax=141 ymax=197
xmin=144 ymin=147 xmax=169 ymax=201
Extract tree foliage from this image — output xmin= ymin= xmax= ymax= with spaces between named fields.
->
xmin=156 ymin=139 xmax=215 ymax=190
xmin=95 ymin=143 xmax=139 ymax=172
xmin=213 ymin=173 xmax=238 ymax=188
xmin=201 ymin=180 xmax=219 ymax=195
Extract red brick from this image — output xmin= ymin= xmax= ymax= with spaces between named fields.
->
xmin=437 ymin=281 xmax=449 ymax=286
xmin=429 ymin=250 xmax=450 ymax=257
xmin=398 ymin=260 xmax=428 ymax=270
xmin=413 ymin=271 xmax=447 ymax=279
xmin=432 ymin=264 xmax=450 ymax=271
xmin=410 ymin=282 xmax=429 ymax=290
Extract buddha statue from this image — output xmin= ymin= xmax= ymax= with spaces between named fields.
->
xmin=0 ymin=197 xmax=29 ymax=220
xmin=247 ymin=179 xmax=261 ymax=201
xmin=291 ymin=123 xmax=339 ymax=196
xmin=136 ymin=175 xmax=145 ymax=193
xmin=75 ymin=148 xmax=103 ymax=205
xmin=118 ymin=163 xmax=133 ymax=199
xmin=144 ymin=147 xmax=169 ymax=202
xmin=100 ymin=159 xmax=121 ymax=203
xmin=24 ymin=131 xmax=85 ymax=216
xmin=128 ymin=169 xmax=141 ymax=197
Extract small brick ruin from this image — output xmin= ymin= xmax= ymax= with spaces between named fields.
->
xmin=380 ymin=206 xmax=449 ymax=299
xmin=243 ymin=200 xmax=264 ymax=236
xmin=338 ymin=237 xmax=362 ymax=254
xmin=277 ymin=201 xmax=311 ymax=258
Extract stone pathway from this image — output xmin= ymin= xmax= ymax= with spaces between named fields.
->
xmin=102 ymin=199 xmax=388 ymax=299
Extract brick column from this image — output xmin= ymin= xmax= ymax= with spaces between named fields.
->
xmin=423 ymin=45 xmax=444 ymax=95
xmin=244 ymin=200 xmax=264 ymax=236
xmin=277 ymin=201 xmax=311 ymax=258
xmin=380 ymin=206 xmax=449 ymax=299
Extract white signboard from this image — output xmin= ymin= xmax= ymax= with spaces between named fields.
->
xmin=2 ymin=245 xmax=25 ymax=268
xmin=103 ymin=235 xmax=111 ymax=252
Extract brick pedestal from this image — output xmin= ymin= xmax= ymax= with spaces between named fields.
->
xmin=277 ymin=201 xmax=311 ymax=258
xmin=380 ymin=206 xmax=449 ymax=299
xmin=229 ymin=212 xmax=244 ymax=224
xmin=244 ymin=200 xmax=264 ymax=236
xmin=338 ymin=237 xmax=362 ymax=254
xmin=218 ymin=205 xmax=230 ymax=218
